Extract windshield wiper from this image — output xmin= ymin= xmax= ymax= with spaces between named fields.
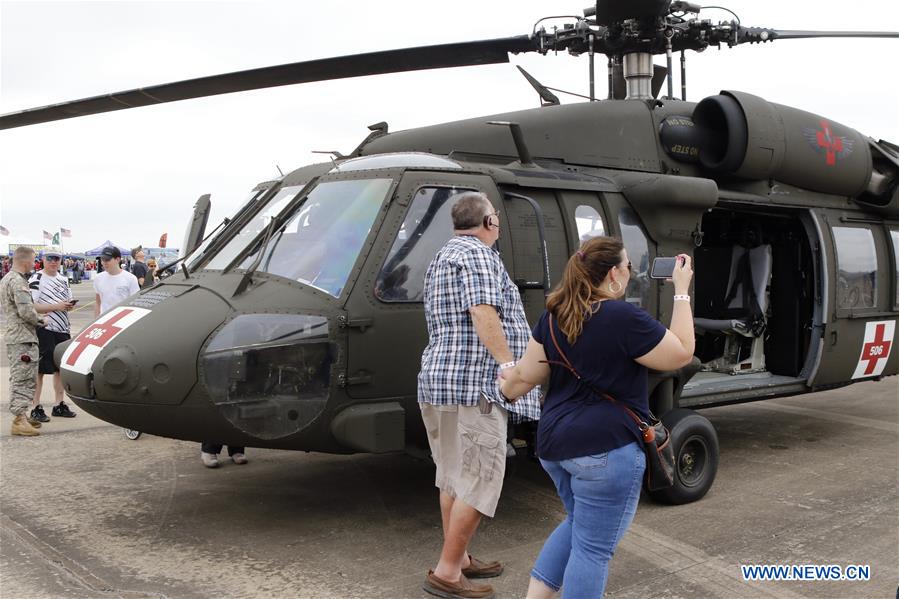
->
xmin=156 ymin=217 xmax=231 ymax=277
xmin=232 ymin=217 xmax=278 ymax=297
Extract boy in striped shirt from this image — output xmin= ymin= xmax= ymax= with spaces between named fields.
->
xmin=28 ymin=251 xmax=77 ymax=421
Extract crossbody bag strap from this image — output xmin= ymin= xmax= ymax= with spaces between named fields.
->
xmin=543 ymin=312 xmax=579 ymax=378
xmin=543 ymin=313 xmax=650 ymax=431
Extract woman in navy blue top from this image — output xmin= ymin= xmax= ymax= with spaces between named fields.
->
xmin=501 ymin=236 xmax=695 ymax=598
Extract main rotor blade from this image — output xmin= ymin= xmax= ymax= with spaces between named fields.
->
xmin=771 ymin=29 xmax=899 ymax=40
xmin=0 ymin=35 xmax=534 ymax=130
xmin=738 ymin=27 xmax=899 ymax=44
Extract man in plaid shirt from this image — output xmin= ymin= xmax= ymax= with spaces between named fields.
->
xmin=419 ymin=192 xmax=540 ymax=599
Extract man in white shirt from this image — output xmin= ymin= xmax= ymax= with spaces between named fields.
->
xmin=28 ymin=251 xmax=77 ymax=420
xmin=93 ymin=246 xmax=139 ymax=316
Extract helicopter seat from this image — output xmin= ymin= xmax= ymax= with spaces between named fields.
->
xmin=694 ymin=244 xmax=772 ymax=374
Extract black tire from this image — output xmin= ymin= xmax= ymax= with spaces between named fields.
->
xmin=648 ymin=408 xmax=719 ymax=505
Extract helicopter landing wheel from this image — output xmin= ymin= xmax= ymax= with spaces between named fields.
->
xmin=123 ymin=429 xmax=142 ymax=440
xmin=648 ymin=408 xmax=719 ymax=505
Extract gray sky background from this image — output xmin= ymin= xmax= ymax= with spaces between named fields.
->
xmin=1 ymin=0 xmax=897 ymax=253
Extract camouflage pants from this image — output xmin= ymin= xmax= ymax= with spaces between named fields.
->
xmin=6 ymin=343 xmax=37 ymax=416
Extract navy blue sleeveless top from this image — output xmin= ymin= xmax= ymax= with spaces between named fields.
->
xmin=531 ymin=300 xmax=667 ymax=461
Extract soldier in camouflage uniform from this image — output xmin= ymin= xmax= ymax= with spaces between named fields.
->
xmin=1 ymin=246 xmax=46 ymax=436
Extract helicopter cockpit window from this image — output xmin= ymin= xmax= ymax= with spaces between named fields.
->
xmin=185 ymin=186 xmax=275 ymax=271
xmin=375 ymin=186 xmax=475 ymax=302
xmin=574 ymin=205 xmax=605 ymax=242
xmin=618 ymin=206 xmax=651 ymax=310
xmin=205 ymin=185 xmax=304 ymax=270
xmin=239 ymin=178 xmax=392 ymax=297
xmin=833 ymin=226 xmax=878 ymax=309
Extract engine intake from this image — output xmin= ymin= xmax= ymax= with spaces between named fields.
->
xmin=662 ymin=91 xmax=875 ymax=198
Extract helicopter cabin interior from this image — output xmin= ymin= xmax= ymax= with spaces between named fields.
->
xmin=683 ymin=206 xmax=816 ymax=401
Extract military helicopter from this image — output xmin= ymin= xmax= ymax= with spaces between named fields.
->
xmin=3 ymin=1 xmax=897 ymax=505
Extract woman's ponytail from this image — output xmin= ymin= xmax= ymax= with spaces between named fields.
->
xmin=545 ymin=236 xmax=624 ymax=344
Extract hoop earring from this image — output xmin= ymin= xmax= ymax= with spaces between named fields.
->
xmin=609 ymin=280 xmax=623 ymax=294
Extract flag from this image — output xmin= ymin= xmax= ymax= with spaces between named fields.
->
xmin=43 ymin=230 xmax=52 ymax=241
xmin=60 ymin=227 xmax=72 ymax=238
xmin=0 ymin=225 xmax=8 ymax=236
xmin=159 ymin=232 xmax=168 ymax=248
xmin=52 ymin=232 xmax=60 ymax=245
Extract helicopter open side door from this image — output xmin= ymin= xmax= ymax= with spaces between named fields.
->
xmin=807 ymin=209 xmax=899 ymax=387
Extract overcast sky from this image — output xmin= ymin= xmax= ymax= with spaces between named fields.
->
xmin=1 ymin=0 xmax=897 ymax=253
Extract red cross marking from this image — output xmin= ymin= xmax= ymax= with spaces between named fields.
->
xmin=65 ymin=309 xmax=134 ymax=367
xmin=860 ymin=323 xmax=892 ymax=375
xmin=815 ymin=120 xmax=843 ymax=166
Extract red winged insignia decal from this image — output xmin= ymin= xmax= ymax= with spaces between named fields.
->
xmin=802 ymin=119 xmax=854 ymax=166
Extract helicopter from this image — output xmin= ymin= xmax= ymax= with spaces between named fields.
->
xmin=2 ymin=1 xmax=897 ymax=506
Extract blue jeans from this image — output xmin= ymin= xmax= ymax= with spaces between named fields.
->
xmin=531 ymin=442 xmax=645 ymax=598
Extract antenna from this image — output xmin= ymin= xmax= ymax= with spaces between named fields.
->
xmin=515 ymin=66 xmax=560 ymax=106
xmin=275 ymin=164 xmax=284 ymax=177
xmin=311 ymin=150 xmax=344 ymax=171
xmin=348 ymin=121 xmax=389 ymax=157
xmin=486 ymin=121 xmax=535 ymax=167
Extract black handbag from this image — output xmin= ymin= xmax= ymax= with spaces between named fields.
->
xmin=542 ymin=313 xmax=676 ymax=491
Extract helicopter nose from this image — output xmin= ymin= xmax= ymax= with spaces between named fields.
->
xmin=56 ymin=287 xmax=231 ymax=405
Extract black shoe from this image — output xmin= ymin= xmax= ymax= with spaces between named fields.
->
xmin=51 ymin=401 xmax=77 ymax=418
xmin=30 ymin=405 xmax=51 ymax=423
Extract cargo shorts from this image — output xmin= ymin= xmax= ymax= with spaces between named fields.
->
xmin=420 ymin=402 xmax=508 ymax=518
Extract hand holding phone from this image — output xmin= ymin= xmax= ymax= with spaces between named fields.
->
xmin=69 ymin=299 xmax=79 ymax=306
xmin=650 ymin=256 xmax=681 ymax=279
xmin=651 ymin=255 xmax=694 ymax=293
xmin=671 ymin=254 xmax=693 ymax=293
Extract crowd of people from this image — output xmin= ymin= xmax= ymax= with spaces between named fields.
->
xmin=2 ymin=195 xmax=697 ymax=597
xmin=2 ymin=247 xmax=163 ymax=287
xmin=1 ymin=244 xmax=167 ymax=435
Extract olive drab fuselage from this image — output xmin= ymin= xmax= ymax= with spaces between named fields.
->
xmin=55 ymin=95 xmax=899 ymax=455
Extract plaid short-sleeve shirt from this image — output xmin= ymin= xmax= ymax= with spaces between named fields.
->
xmin=418 ymin=235 xmax=540 ymax=421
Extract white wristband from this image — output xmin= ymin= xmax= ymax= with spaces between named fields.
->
xmin=673 ymin=295 xmax=691 ymax=302
xmin=499 ymin=361 xmax=516 ymax=370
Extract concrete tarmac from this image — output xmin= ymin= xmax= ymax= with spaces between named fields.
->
xmin=1 ymin=280 xmax=898 ymax=598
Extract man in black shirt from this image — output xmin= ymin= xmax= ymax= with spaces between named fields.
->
xmin=131 ymin=246 xmax=149 ymax=287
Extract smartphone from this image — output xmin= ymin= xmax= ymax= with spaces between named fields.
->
xmin=650 ymin=256 xmax=681 ymax=279
xmin=69 ymin=299 xmax=79 ymax=305
xmin=478 ymin=391 xmax=493 ymax=415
